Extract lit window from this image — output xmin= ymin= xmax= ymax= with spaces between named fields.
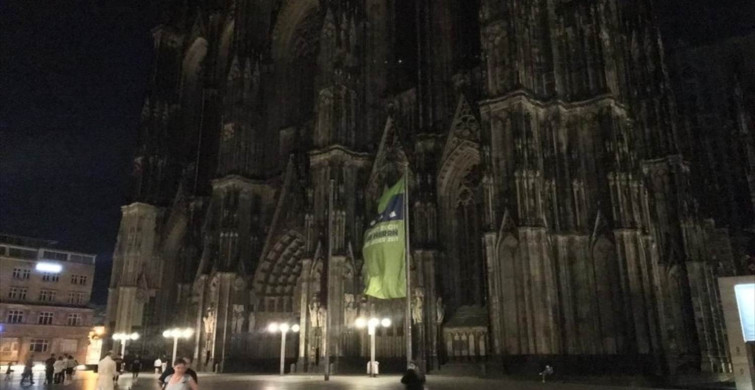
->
xmin=8 ymin=287 xmax=27 ymax=300
xmin=12 ymin=268 xmax=31 ymax=280
xmin=38 ymin=312 xmax=54 ymax=325
xmin=6 ymin=310 xmax=24 ymax=324
xmin=29 ymin=339 xmax=49 ymax=353
xmin=39 ymin=290 xmax=56 ymax=302
xmin=66 ymin=313 xmax=82 ymax=326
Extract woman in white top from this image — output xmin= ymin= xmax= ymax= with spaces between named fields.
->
xmin=154 ymin=358 xmax=162 ymax=374
xmin=164 ymin=359 xmax=198 ymax=390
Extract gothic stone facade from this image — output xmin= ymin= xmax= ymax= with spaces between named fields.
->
xmin=106 ymin=0 xmax=744 ymax=376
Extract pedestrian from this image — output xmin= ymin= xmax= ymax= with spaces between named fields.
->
xmin=366 ymin=360 xmax=380 ymax=376
xmin=113 ymin=354 xmax=123 ymax=385
xmin=539 ymin=364 xmax=554 ymax=383
xmin=162 ymin=359 xmax=198 ymax=390
xmin=65 ymin=354 xmax=77 ymax=380
xmin=154 ymin=357 xmax=162 ymax=374
xmin=44 ymin=353 xmax=56 ymax=385
xmin=4 ymin=361 xmax=14 ymax=381
xmin=131 ymin=354 xmax=142 ymax=383
xmin=400 ymin=361 xmax=425 ymax=390
xmin=97 ymin=351 xmax=116 ymax=390
xmin=159 ymin=356 xmax=198 ymax=386
xmin=21 ymin=355 xmax=34 ymax=386
xmin=53 ymin=356 xmax=66 ymax=383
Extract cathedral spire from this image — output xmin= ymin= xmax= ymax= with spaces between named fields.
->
xmin=317 ymin=7 xmax=337 ymax=80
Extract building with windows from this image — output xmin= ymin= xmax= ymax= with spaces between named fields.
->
xmin=0 ymin=234 xmax=96 ymax=364
xmin=105 ymin=0 xmax=752 ymax=379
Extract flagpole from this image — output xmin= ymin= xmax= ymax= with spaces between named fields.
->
xmin=325 ymin=178 xmax=334 ymax=381
xmin=404 ymin=164 xmax=413 ymax=368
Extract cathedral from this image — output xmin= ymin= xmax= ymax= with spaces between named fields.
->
xmin=106 ymin=0 xmax=755 ymax=377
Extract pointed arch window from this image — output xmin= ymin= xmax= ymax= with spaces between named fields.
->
xmin=453 ymin=169 xmax=486 ymax=306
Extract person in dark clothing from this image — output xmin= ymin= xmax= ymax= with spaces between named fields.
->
xmin=21 ymin=356 xmax=34 ymax=385
xmin=131 ymin=355 xmax=142 ymax=382
xmin=44 ymin=354 xmax=56 ymax=385
xmin=158 ymin=356 xmax=197 ymax=386
xmin=113 ymin=355 xmax=123 ymax=384
xmin=4 ymin=361 xmax=15 ymax=381
xmin=401 ymin=361 xmax=425 ymax=390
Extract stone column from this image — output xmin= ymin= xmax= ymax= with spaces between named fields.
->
xmin=298 ymin=259 xmax=312 ymax=370
xmin=483 ymin=232 xmax=500 ymax=356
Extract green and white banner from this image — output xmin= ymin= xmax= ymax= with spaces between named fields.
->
xmin=363 ymin=176 xmax=406 ymax=299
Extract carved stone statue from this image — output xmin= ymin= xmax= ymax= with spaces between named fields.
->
xmin=203 ymin=305 xmax=217 ymax=336
xmin=344 ymin=294 xmax=357 ymax=326
xmin=412 ymin=289 xmax=424 ymax=324
xmin=436 ymin=297 xmax=445 ymax=324
xmin=309 ymin=297 xmax=321 ymax=328
xmin=232 ymin=304 xmax=245 ymax=333
xmin=248 ymin=310 xmax=257 ymax=332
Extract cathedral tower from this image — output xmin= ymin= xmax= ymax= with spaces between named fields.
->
xmin=106 ymin=0 xmax=737 ymax=377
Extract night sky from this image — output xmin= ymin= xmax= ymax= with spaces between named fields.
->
xmin=0 ymin=0 xmax=753 ymax=305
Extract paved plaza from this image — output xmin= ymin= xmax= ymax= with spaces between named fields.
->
xmin=0 ymin=371 xmax=686 ymax=390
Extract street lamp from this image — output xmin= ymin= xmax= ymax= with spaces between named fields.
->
xmin=267 ymin=322 xmax=300 ymax=375
xmin=112 ymin=332 xmax=140 ymax=356
xmin=355 ymin=317 xmax=391 ymax=377
xmin=162 ymin=328 xmax=193 ymax=363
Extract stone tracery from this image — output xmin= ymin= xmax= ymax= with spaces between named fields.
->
xmin=106 ymin=0 xmax=742 ymax=377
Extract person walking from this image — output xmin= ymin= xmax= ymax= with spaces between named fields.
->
xmin=97 ymin=352 xmax=116 ymax=390
xmin=131 ymin=354 xmax=142 ymax=383
xmin=44 ymin=353 xmax=56 ymax=385
xmin=159 ymin=356 xmax=197 ymax=386
xmin=162 ymin=359 xmax=198 ymax=390
xmin=154 ymin=357 xmax=162 ymax=374
xmin=21 ymin=355 xmax=34 ymax=386
xmin=4 ymin=361 xmax=14 ymax=381
xmin=53 ymin=356 xmax=66 ymax=384
xmin=400 ymin=361 xmax=425 ymax=390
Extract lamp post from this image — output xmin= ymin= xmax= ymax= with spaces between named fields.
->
xmin=355 ymin=317 xmax=391 ymax=377
xmin=267 ymin=322 xmax=300 ymax=375
xmin=162 ymin=328 xmax=193 ymax=363
xmin=112 ymin=332 xmax=139 ymax=356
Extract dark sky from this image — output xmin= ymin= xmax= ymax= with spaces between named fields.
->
xmin=0 ymin=0 xmax=753 ymax=305
xmin=0 ymin=0 xmax=158 ymax=304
